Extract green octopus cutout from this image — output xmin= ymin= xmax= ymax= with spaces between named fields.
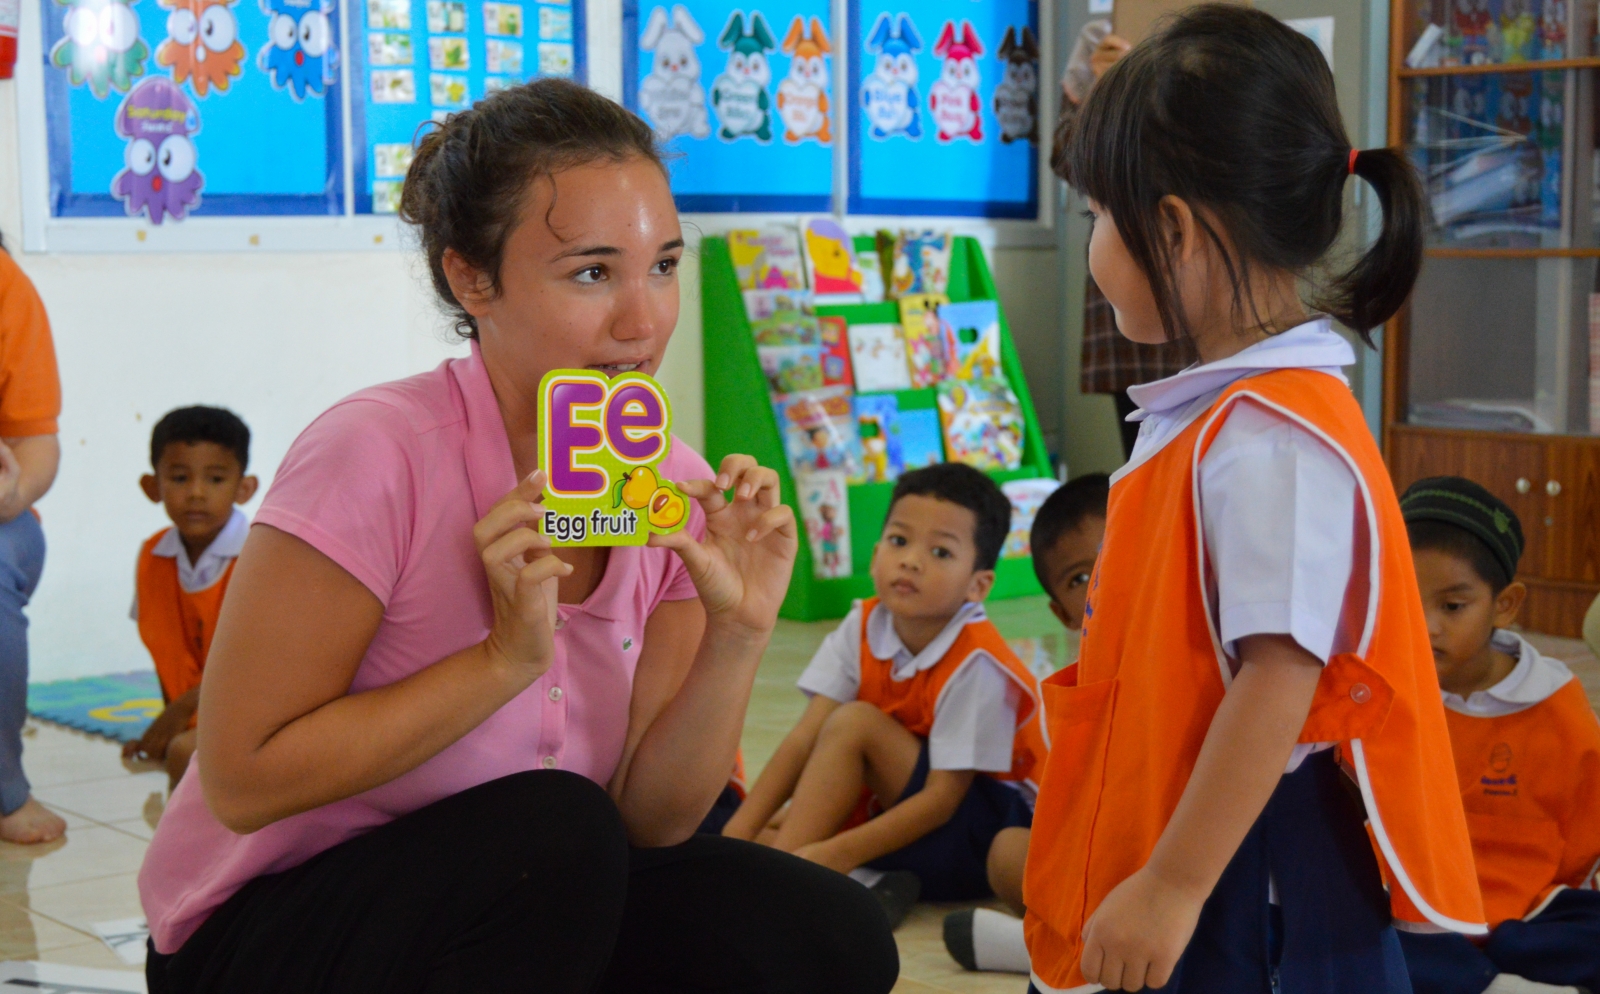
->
xmin=50 ymin=0 xmax=150 ymax=99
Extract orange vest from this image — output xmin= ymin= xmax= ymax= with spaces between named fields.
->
xmin=136 ymin=530 xmax=235 ymax=705
xmin=1446 ymin=680 xmax=1600 ymax=927
xmin=856 ymin=597 xmax=1049 ymax=793
xmin=1023 ymin=369 xmax=1484 ymax=992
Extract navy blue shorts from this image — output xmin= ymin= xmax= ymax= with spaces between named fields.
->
xmin=864 ymin=741 xmax=1032 ymax=902
xmin=695 ymin=784 xmax=742 ymax=836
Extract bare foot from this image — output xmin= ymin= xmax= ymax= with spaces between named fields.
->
xmin=0 ymin=797 xmax=67 ymax=845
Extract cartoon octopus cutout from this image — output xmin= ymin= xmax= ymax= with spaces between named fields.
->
xmin=158 ymin=0 xmax=245 ymax=96
xmin=49 ymin=0 xmax=150 ymax=99
xmin=112 ymin=76 xmax=204 ymax=224
xmin=257 ymin=0 xmax=339 ymax=100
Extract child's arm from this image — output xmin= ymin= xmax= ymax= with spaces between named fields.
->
xmin=122 ymin=686 xmax=199 ymax=762
xmin=1080 ymin=633 xmax=1322 ymax=990
xmin=795 ymin=767 xmax=975 ymax=873
xmin=722 ymin=693 xmax=840 ymax=840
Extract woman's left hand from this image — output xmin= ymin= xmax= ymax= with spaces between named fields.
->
xmin=650 ymin=454 xmax=796 ymax=638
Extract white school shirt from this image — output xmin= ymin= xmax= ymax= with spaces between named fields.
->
xmin=1442 ymin=629 xmax=1574 ymax=717
xmin=797 ymin=600 xmax=1021 ymax=772
xmin=128 ymin=508 xmax=250 ymax=619
xmin=1124 ymin=318 xmax=1366 ymax=772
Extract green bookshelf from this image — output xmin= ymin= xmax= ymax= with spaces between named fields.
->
xmin=701 ymin=234 xmax=1054 ymax=621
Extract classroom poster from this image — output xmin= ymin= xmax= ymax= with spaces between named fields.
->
xmin=351 ymin=0 xmax=585 ymax=212
xmin=42 ymin=0 xmax=345 ymax=218
xmin=848 ymin=0 xmax=1039 ymax=218
xmin=622 ymin=0 xmax=833 ymax=211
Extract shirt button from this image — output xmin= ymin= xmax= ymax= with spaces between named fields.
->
xmin=1350 ymin=683 xmax=1372 ymax=704
xmin=542 ymin=755 xmax=557 ymax=770
xmin=548 ymin=686 xmax=563 ymax=702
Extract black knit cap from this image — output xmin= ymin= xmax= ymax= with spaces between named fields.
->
xmin=1399 ymin=476 xmax=1523 ymax=584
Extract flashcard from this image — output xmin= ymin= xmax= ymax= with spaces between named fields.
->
xmin=537 ymin=370 xmax=690 ymax=547
xmin=427 ymin=0 xmax=467 ymax=31
xmin=430 ymin=36 xmax=471 ymax=71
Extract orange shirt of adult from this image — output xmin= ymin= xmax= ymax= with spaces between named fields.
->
xmin=0 ymin=252 xmax=62 ymax=439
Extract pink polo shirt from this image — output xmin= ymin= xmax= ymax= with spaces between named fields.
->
xmin=138 ymin=343 xmax=711 ymax=954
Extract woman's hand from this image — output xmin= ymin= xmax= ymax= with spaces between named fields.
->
xmin=1090 ymin=34 xmax=1132 ymax=82
xmin=650 ymin=454 xmax=796 ymax=638
xmin=1079 ymin=867 xmax=1204 ymax=990
xmin=473 ymin=470 xmax=572 ymax=683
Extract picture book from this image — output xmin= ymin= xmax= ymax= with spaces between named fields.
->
xmin=857 ymin=251 xmax=887 ymax=303
xmin=774 ymin=387 xmax=866 ymax=482
xmin=854 ymin=393 xmax=904 ymax=484
xmin=743 ymin=288 xmax=813 ymax=321
xmin=937 ymin=379 xmax=1024 ymax=472
xmin=798 ymin=470 xmax=852 ymax=580
xmin=728 ymin=227 xmax=806 ymax=290
xmin=536 ymin=369 xmax=690 ymax=547
xmin=817 ymin=316 xmax=854 ymax=390
xmin=745 ymin=290 xmax=821 ymax=348
xmin=938 ymin=299 xmax=1004 ymax=382
xmin=758 ymin=345 xmax=825 ymax=395
xmin=1000 ymin=478 xmax=1062 ymax=559
xmin=848 ymin=323 xmax=913 ymax=392
xmin=802 ymin=218 xmax=866 ymax=298
xmin=898 ymin=293 xmax=950 ymax=388
xmin=897 ymin=406 xmax=945 ymax=469
xmin=889 ymin=229 xmax=953 ymax=298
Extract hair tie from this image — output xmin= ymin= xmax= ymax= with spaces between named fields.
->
xmin=1347 ymin=148 xmax=1360 ymax=176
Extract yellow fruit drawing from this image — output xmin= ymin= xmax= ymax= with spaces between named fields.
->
xmin=647 ymin=486 xmax=687 ymax=529
xmin=616 ymin=466 xmax=658 ymax=509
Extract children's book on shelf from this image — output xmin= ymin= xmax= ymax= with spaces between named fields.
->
xmin=817 ymin=316 xmax=855 ymax=389
xmin=798 ymin=470 xmax=852 ymax=580
xmin=758 ymin=345 xmax=825 ymax=395
xmin=745 ymin=290 xmax=821 ymax=347
xmin=855 ymin=393 xmax=904 ymax=484
xmin=937 ymin=379 xmax=1024 ymax=472
xmin=848 ymin=323 xmax=914 ymax=392
xmin=898 ymin=407 xmax=946 ymax=469
xmin=857 ymin=251 xmax=887 ymax=303
xmin=774 ymin=386 xmax=867 ymax=482
xmin=802 ymin=218 xmax=866 ymax=299
xmin=898 ymin=293 xmax=951 ymax=388
xmin=889 ymin=229 xmax=953 ymax=298
xmin=1000 ymin=478 xmax=1061 ymax=559
xmin=728 ymin=226 xmax=806 ymax=290
xmin=939 ymin=300 xmax=1005 ymax=382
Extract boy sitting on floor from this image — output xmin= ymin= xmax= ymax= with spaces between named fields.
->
xmin=1398 ymin=476 xmax=1600 ymax=994
xmin=944 ymin=473 xmax=1109 ymax=975
xmin=123 ymin=407 xmax=257 ymax=788
xmin=723 ymin=464 xmax=1047 ymax=927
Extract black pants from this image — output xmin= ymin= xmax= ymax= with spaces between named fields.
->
xmin=147 ymin=771 xmax=899 ymax=994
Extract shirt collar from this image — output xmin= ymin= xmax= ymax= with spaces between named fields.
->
xmin=452 ymin=339 xmax=519 ymax=523
xmin=151 ymin=507 xmax=250 ymax=563
xmin=1482 ymin=629 xmax=1574 ymax=705
xmin=1125 ymin=318 xmax=1354 ymax=422
xmin=866 ymin=600 xmax=986 ymax=681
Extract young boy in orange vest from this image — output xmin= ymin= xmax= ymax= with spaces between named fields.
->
xmin=946 ymin=473 xmax=1108 ymax=975
xmin=723 ymin=464 xmax=1047 ymax=927
xmin=122 ymin=407 xmax=257 ymax=788
xmin=1399 ymin=477 xmax=1600 ymax=994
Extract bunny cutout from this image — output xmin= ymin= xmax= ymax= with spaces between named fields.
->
xmin=711 ymin=10 xmax=776 ymax=143
xmin=860 ymin=12 xmax=922 ymax=140
xmin=929 ymin=19 xmax=983 ymax=143
xmin=638 ymin=5 xmax=711 ymax=140
xmin=993 ymin=26 xmax=1039 ymax=144
xmin=776 ymin=16 xmax=831 ymax=144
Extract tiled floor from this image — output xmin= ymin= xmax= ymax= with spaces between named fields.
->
xmin=0 ymin=598 xmax=1594 ymax=994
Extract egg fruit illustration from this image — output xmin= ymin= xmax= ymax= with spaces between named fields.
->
xmin=647 ymin=487 xmax=687 ymax=529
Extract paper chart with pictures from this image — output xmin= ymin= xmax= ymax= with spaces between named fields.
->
xmin=357 ymin=0 xmax=582 ymax=212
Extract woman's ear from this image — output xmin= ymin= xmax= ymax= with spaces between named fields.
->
xmin=441 ymin=249 xmax=497 ymax=317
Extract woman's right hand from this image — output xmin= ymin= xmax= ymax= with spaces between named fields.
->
xmin=474 ymin=470 xmax=572 ymax=684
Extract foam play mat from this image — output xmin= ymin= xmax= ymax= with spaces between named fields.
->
xmin=26 ymin=671 xmax=161 ymax=743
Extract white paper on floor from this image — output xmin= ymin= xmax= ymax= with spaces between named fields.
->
xmin=89 ymin=919 xmax=148 ymax=966
xmin=0 ymin=961 xmax=146 ymax=993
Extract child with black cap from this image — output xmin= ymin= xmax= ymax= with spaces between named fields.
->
xmin=1399 ymin=476 xmax=1600 ymax=994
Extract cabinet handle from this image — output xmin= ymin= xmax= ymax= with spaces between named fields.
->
xmin=1547 ymin=480 xmax=1563 ymax=497
xmin=1517 ymin=478 xmax=1532 ymax=494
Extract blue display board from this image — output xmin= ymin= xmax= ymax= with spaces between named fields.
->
xmin=622 ymin=0 xmax=833 ymax=212
xmin=848 ymin=0 xmax=1039 ymax=218
xmin=42 ymin=0 xmax=345 ymax=219
xmin=351 ymin=0 xmax=585 ymax=213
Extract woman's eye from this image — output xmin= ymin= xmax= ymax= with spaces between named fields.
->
xmin=654 ymin=257 xmax=678 ymax=276
xmin=574 ymin=265 xmax=605 ymax=284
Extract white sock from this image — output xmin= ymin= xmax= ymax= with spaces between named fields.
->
xmin=971 ymin=908 xmax=1031 ymax=974
xmin=1484 ymin=975 xmax=1582 ymax=994
xmin=848 ymin=867 xmax=885 ymax=889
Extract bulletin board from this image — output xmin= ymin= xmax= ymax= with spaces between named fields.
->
xmin=847 ymin=0 xmax=1039 ymax=218
xmin=621 ymin=0 xmax=833 ymax=213
xmin=351 ymin=0 xmax=586 ymax=213
xmin=41 ymin=0 xmax=346 ymax=219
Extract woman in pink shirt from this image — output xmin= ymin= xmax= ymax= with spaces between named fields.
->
xmin=138 ymin=80 xmax=898 ymax=994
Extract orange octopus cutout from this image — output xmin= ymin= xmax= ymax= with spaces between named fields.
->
xmin=157 ymin=0 xmax=244 ymax=97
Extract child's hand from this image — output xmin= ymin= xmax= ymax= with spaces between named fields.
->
xmin=1079 ymin=867 xmax=1205 ymax=990
xmin=474 ymin=470 xmax=571 ymax=683
xmin=793 ymin=837 xmax=857 ymax=875
xmin=650 ymin=455 xmax=796 ymax=639
xmin=123 ymin=709 xmax=180 ymax=763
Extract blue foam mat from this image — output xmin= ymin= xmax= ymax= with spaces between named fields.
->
xmin=27 ymin=671 xmax=162 ymax=743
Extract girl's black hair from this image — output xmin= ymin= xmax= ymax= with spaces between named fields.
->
xmin=399 ymin=78 xmax=666 ymax=339
xmin=1054 ymin=3 xmax=1424 ymax=345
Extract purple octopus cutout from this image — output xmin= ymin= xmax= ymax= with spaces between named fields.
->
xmin=112 ymin=77 xmax=204 ymax=224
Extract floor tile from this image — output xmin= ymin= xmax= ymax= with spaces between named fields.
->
xmin=106 ymin=819 xmax=153 ymax=842
xmin=17 ymin=872 xmax=146 ymax=934
xmin=894 ymin=904 xmax=1030 ymax=994
xmin=0 ymin=826 xmax=148 ymax=895
xmin=32 ymin=938 xmax=141 ymax=972
xmin=32 ymin=774 xmax=168 ymax=826
xmin=0 ymin=900 xmax=98 ymax=960
xmin=18 ymin=724 xmax=142 ymax=790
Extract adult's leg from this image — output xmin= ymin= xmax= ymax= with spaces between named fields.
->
xmin=1485 ymin=889 xmax=1600 ymax=991
xmin=599 ymin=834 xmax=898 ymax=994
xmin=1396 ymin=931 xmax=1498 ymax=994
xmin=151 ymin=771 xmax=630 ymax=994
xmin=772 ymin=700 xmax=921 ymax=851
xmin=0 ymin=513 xmax=58 ymax=844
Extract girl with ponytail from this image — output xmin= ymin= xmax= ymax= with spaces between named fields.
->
xmin=1022 ymin=6 xmax=1485 ymax=992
